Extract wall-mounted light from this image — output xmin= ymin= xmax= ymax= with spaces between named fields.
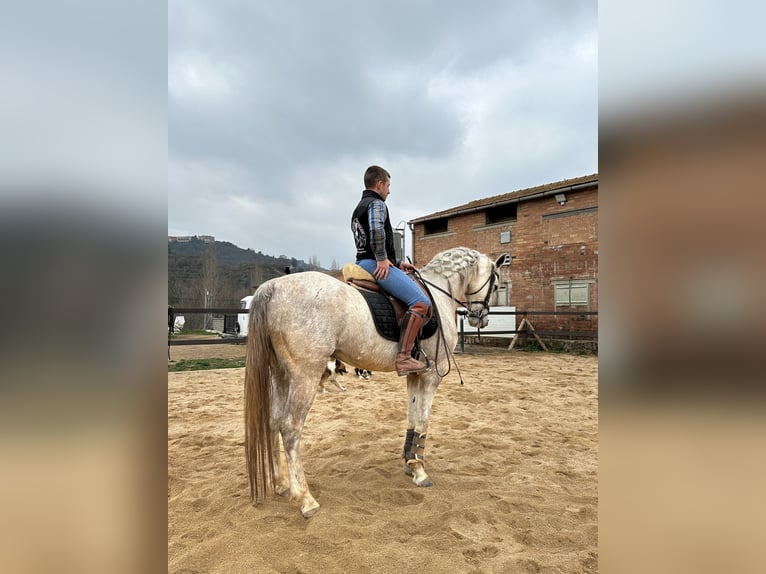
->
xmin=554 ymin=193 xmax=567 ymax=206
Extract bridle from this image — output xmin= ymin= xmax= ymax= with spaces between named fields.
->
xmin=410 ymin=257 xmax=504 ymax=383
xmin=416 ymin=265 xmax=498 ymax=321
xmin=462 ymin=267 xmax=498 ymax=318
xmin=411 ymin=263 xmax=498 ymax=383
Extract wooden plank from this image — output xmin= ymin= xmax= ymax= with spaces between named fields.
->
xmin=507 ymin=318 xmax=528 ymax=350
xmin=506 ymin=317 xmax=548 ymax=351
xmin=526 ymin=319 xmax=549 ymax=351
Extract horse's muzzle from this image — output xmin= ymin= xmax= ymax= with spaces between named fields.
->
xmin=466 ymin=304 xmax=489 ymax=328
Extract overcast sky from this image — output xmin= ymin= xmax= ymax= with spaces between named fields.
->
xmin=168 ymin=1 xmax=597 ymax=267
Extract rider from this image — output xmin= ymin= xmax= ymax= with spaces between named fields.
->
xmin=351 ymin=165 xmax=431 ymax=376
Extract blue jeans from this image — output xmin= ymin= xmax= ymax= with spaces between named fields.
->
xmin=357 ymin=259 xmax=431 ymax=310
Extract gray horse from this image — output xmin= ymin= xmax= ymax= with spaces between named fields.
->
xmin=245 ymin=247 xmax=505 ymax=517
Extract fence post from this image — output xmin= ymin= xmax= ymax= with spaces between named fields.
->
xmin=168 ymin=306 xmax=174 ymax=360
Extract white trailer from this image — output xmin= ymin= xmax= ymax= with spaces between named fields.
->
xmin=236 ymin=295 xmax=254 ymax=337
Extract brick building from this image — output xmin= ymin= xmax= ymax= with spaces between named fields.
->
xmin=409 ymin=174 xmax=598 ymax=340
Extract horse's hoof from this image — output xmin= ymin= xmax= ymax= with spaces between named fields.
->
xmin=403 ymin=463 xmax=413 ymax=477
xmin=412 ymin=471 xmax=433 ymax=487
xmin=301 ymin=504 xmax=320 ymax=518
xmin=301 ymin=506 xmax=319 ymax=518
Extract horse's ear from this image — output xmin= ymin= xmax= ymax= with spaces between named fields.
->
xmin=495 ymin=253 xmax=510 ymax=267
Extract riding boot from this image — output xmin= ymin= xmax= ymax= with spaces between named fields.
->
xmin=395 ymin=301 xmax=429 ymax=376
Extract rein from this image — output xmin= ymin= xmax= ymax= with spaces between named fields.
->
xmin=412 ymin=265 xmax=497 ymax=384
xmin=413 ymin=272 xmax=461 ymax=383
xmin=417 ymin=268 xmax=497 ymax=320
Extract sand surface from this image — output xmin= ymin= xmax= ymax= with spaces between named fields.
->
xmin=168 ymin=343 xmax=597 ymax=573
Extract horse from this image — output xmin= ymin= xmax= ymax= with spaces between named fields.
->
xmin=244 ymin=247 xmax=505 ymax=517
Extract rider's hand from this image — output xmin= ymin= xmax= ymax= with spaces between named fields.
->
xmin=399 ymin=261 xmax=416 ymax=273
xmin=374 ymin=259 xmax=391 ymax=280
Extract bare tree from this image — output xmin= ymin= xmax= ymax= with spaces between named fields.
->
xmin=250 ymin=264 xmax=265 ymax=291
xmin=199 ymin=244 xmax=221 ymax=329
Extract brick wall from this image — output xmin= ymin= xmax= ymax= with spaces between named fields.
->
xmin=412 ymin=186 xmax=598 ymax=336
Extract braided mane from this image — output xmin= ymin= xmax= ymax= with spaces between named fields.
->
xmin=421 ymin=247 xmax=482 ymax=278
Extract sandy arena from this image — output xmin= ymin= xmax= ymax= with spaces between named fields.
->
xmin=168 ymin=342 xmax=597 ymax=573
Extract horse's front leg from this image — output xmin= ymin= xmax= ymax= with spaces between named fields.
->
xmin=402 ymin=371 xmax=441 ymax=487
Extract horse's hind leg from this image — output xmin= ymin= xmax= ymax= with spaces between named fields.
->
xmin=281 ymin=425 xmax=319 ymax=517
xmin=271 ymin=436 xmax=290 ymax=497
xmin=279 ymin=369 xmax=322 ymax=518
xmin=269 ymin=374 xmax=291 ymax=497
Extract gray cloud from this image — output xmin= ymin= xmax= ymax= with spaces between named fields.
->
xmin=169 ymin=0 xmax=598 ymax=267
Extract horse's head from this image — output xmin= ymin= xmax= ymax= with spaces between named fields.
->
xmin=422 ymin=248 xmax=509 ymax=328
xmin=463 ymin=253 xmax=507 ymax=328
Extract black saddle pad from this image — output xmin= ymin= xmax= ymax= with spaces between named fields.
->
xmin=357 ymin=289 xmax=437 ymax=342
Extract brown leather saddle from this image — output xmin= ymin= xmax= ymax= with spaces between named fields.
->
xmin=342 ymin=263 xmax=436 ymax=342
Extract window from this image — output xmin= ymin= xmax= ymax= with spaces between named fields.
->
xmin=491 ymin=283 xmax=509 ymax=306
xmin=485 ymin=203 xmax=517 ymax=224
xmin=554 ymin=282 xmax=590 ymax=308
xmin=423 ymin=218 xmax=448 ymax=235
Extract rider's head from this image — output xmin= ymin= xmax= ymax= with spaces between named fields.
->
xmin=364 ymin=165 xmax=390 ymax=189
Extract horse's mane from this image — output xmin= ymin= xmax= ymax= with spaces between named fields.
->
xmin=421 ymin=247 xmax=482 ymax=278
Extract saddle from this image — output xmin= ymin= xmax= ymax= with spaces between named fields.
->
xmin=342 ymin=263 xmax=437 ymax=342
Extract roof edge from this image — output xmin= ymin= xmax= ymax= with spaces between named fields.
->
xmin=409 ymin=173 xmax=598 ymax=224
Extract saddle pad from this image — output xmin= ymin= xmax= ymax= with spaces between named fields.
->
xmin=357 ymin=289 xmax=438 ymax=342
xmin=342 ymin=262 xmax=375 ymax=282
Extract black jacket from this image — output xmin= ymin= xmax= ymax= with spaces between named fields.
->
xmin=351 ymin=189 xmax=396 ymax=264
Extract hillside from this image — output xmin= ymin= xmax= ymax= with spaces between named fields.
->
xmin=168 ymin=237 xmax=312 ymax=270
xmin=168 ymin=237 xmax=322 ymax=316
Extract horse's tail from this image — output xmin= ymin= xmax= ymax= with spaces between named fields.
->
xmin=244 ymin=282 xmax=276 ymax=504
